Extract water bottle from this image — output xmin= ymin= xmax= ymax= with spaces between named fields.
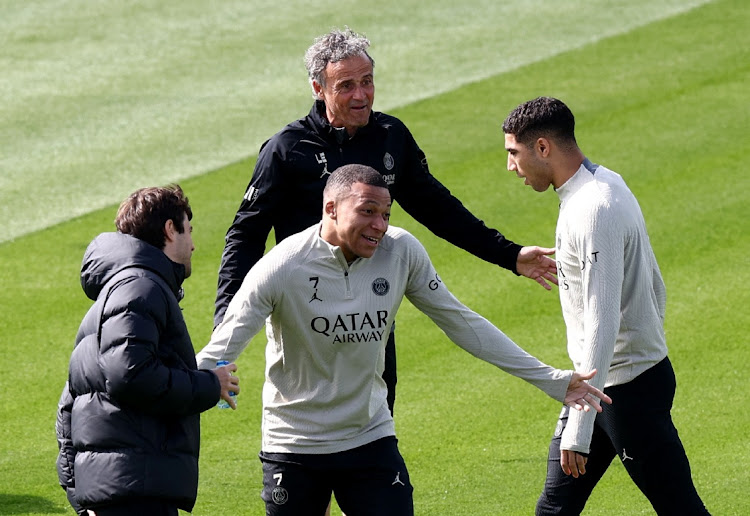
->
xmin=216 ymin=360 xmax=237 ymax=409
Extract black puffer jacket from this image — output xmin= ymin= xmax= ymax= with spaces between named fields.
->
xmin=56 ymin=232 xmax=220 ymax=513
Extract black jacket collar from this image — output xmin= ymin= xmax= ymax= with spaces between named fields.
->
xmin=308 ymin=100 xmax=380 ymax=145
xmin=80 ymin=232 xmax=186 ymax=301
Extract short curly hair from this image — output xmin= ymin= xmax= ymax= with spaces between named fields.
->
xmin=304 ymin=27 xmax=374 ymax=98
xmin=502 ymin=97 xmax=577 ymax=149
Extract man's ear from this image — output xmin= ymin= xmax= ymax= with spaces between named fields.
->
xmin=163 ymin=219 xmax=176 ymax=243
xmin=312 ymin=80 xmax=324 ymax=100
xmin=536 ymin=137 xmax=551 ymax=158
xmin=324 ymin=200 xmax=336 ymax=220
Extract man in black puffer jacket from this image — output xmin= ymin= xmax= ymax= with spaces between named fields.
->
xmin=56 ymin=185 xmax=240 ymax=516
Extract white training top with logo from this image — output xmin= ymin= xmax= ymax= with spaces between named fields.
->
xmin=196 ymin=224 xmax=573 ymax=454
xmin=554 ymin=160 xmax=668 ymax=453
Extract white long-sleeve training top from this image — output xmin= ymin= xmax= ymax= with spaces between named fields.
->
xmin=196 ymin=223 xmax=573 ymax=454
xmin=555 ymin=159 xmax=668 ymax=453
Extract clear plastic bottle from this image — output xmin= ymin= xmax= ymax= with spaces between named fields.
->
xmin=216 ymin=360 xmax=237 ymax=409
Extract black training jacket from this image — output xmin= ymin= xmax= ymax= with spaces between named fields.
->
xmin=56 ymin=232 xmax=220 ymax=513
xmin=214 ymin=101 xmax=521 ymax=325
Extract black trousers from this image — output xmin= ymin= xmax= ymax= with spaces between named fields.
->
xmin=259 ymin=437 xmax=413 ymax=516
xmin=536 ymin=358 xmax=710 ymax=516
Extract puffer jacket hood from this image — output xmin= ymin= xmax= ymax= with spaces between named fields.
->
xmin=80 ymin=232 xmax=185 ymax=301
xmin=56 ymin=231 xmax=219 ymax=513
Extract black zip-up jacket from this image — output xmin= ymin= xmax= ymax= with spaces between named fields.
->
xmin=56 ymin=232 xmax=220 ymax=513
xmin=215 ymin=101 xmax=521 ymax=326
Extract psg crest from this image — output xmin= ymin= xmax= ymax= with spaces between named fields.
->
xmin=372 ymin=277 xmax=390 ymax=296
xmin=272 ymin=486 xmax=289 ymax=505
xmin=383 ymin=152 xmax=395 ymax=170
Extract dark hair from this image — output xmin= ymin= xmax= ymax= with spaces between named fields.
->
xmin=323 ymin=164 xmax=388 ymax=200
xmin=502 ymin=97 xmax=577 ymax=148
xmin=115 ymin=184 xmax=192 ymax=250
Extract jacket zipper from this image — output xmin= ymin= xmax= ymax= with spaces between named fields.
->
xmin=334 ymin=245 xmax=354 ymax=299
xmin=343 ymin=270 xmax=353 ymax=299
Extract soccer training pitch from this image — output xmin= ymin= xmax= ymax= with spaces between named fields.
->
xmin=1 ymin=0 xmax=747 ymax=514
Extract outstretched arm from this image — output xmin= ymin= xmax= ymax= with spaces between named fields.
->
xmin=516 ymin=246 xmax=558 ymax=290
xmin=401 ymin=231 xmax=606 ymax=403
xmin=392 ymin=126 xmax=523 ymax=273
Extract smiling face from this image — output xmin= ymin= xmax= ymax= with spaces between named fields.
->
xmin=313 ymin=53 xmax=374 ymax=136
xmin=322 ymin=182 xmax=391 ymax=262
xmin=504 ymin=133 xmax=554 ymax=192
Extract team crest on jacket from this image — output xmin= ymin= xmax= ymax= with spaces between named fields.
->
xmin=271 ymin=486 xmax=289 ymax=505
xmin=383 ymin=152 xmax=394 ymax=170
xmin=372 ymin=277 xmax=390 ymax=296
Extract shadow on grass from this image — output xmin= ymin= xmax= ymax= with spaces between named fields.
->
xmin=0 ymin=493 xmax=66 ymax=514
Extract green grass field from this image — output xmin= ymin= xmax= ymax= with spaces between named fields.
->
xmin=1 ymin=0 xmax=748 ymax=514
